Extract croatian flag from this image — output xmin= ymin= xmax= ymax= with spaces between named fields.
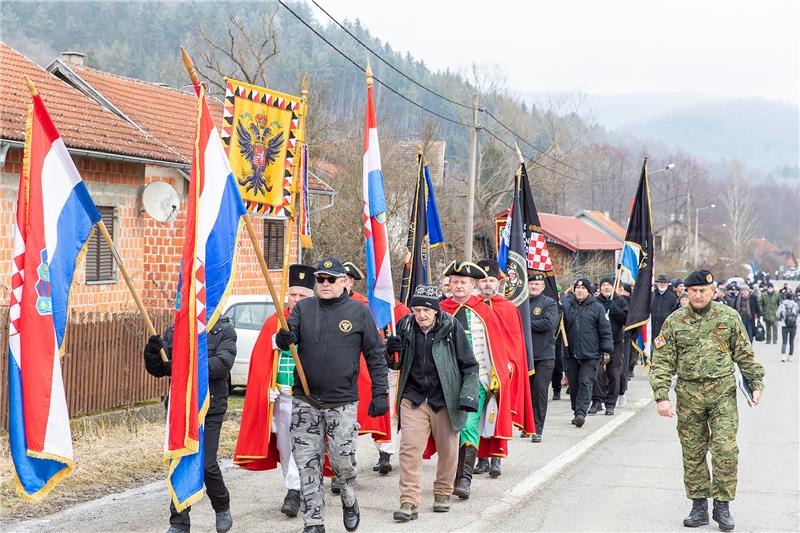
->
xmin=9 ymin=92 xmax=101 ymax=500
xmin=362 ymin=79 xmax=395 ymax=330
xmin=167 ymin=84 xmax=246 ymax=511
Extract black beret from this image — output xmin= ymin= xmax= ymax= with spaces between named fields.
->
xmin=528 ymin=272 xmax=545 ymax=282
xmin=477 ymin=259 xmax=502 ymax=279
xmin=289 ymin=264 xmax=316 ymax=290
xmin=684 ymin=269 xmax=714 ymax=287
xmin=409 ymin=284 xmax=441 ymax=310
xmin=443 ymin=260 xmax=487 ymax=280
xmin=574 ymin=277 xmax=592 ymax=291
xmin=342 ymin=261 xmax=364 ymax=280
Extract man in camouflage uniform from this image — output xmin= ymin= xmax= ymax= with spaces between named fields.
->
xmin=649 ymin=270 xmax=764 ymax=532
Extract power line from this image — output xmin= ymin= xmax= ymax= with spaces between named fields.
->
xmin=278 ymin=0 xmax=470 ymax=128
xmin=310 ymin=0 xmax=472 ymax=110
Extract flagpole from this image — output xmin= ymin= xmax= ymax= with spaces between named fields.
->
xmin=179 ymin=48 xmax=311 ymax=397
xmin=25 ymin=76 xmax=168 ymax=362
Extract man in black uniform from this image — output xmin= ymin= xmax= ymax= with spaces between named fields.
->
xmin=562 ymin=278 xmax=613 ymax=428
xmin=276 ymin=257 xmax=389 ymax=533
xmin=589 ymin=277 xmax=629 ymax=416
xmin=527 ymin=273 xmax=559 ymax=442
xmin=651 ymin=273 xmax=679 ymax=339
xmin=144 ymin=316 xmax=237 ymax=533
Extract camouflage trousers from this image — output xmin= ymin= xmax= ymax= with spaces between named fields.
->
xmin=675 ymin=374 xmax=739 ymax=501
xmin=291 ymin=398 xmax=359 ymax=527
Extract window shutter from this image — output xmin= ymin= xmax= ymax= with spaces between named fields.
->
xmin=86 ymin=206 xmax=116 ymax=282
xmin=263 ymin=219 xmax=285 ymax=270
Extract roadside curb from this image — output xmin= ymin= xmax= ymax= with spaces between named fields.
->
xmin=467 ymin=397 xmax=652 ymax=529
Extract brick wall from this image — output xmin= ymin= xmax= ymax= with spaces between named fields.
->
xmin=0 ymin=147 xmax=300 ymax=316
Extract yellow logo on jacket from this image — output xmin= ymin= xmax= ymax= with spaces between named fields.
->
xmin=339 ymin=320 xmax=353 ymax=333
xmin=533 ymin=307 xmax=542 ymax=316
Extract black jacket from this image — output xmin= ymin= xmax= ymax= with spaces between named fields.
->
xmin=651 ymin=289 xmax=680 ymax=337
xmin=529 ymin=293 xmax=559 ymax=361
xmin=597 ymin=294 xmax=629 ymax=344
xmin=562 ymin=295 xmax=614 ymax=360
xmin=144 ymin=316 xmax=237 ymax=417
xmin=286 ymin=291 xmax=388 ymax=405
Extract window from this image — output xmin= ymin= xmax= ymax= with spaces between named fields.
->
xmin=654 ymin=234 xmax=664 ymax=252
xmin=85 ymin=206 xmax=116 ymax=283
xmin=224 ymin=302 xmax=275 ymax=330
xmin=263 ymin=219 xmax=285 ymax=270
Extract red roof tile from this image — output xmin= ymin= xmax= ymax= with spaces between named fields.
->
xmin=540 ymin=213 xmax=622 ymax=251
xmin=583 ymin=210 xmax=626 ymax=239
xmin=0 ymin=43 xmax=179 ymax=162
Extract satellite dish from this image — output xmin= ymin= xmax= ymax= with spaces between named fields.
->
xmin=142 ymin=181 xmax=180 ymax=223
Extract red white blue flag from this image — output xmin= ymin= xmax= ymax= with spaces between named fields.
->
xmin=362 ymin=79 xmax=395 ymax=330
xmin=9 ymin=92 xmax=101 ymax=501
xmin=166 ymin=84 xmax=246 ymax=511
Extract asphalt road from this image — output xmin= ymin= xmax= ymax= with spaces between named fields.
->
xmin=7 ymin=339 xmax=797 ymax=533
xmin=495 ymin=339 xmax=800 ymax=532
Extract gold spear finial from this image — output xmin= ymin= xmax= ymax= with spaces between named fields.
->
xmin=365 ymin=58 xmax=374 ymax=87
xmin=301 ymin=73 xmax=310 ymax=96
xmin=24 ymin=76 xmax=39 ymax=97
xmin=180 ymin=46 xmax=200 ymax=85
xmin=514 ymin=142 xmax=524 ymax=165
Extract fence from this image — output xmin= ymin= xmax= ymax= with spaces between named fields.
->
xmin=0 ymin=307 xmax=172 ymax=431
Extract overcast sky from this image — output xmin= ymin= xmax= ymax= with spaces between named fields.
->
xmin=312 ymin=0 xmax=799 ymax=105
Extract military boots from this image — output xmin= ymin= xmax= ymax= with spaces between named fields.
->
xmin=683 ymin=498 xmax=709 ymax=528
xmin=452 ymin=445 xmax=477 ymax=499
xmin=474 ymin=458 xmax=490 ymax=475
xmin=712 ymin=500 xmax=735 ymax=531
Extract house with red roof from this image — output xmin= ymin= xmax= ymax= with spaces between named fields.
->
xmin=0 ymin=44 xmax=334 ymax=313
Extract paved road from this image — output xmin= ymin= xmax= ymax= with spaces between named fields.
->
xmin=8 ymin=340 xmax=796 ymax=532
xmin=496 ymin=339 xmax=799 ymax=532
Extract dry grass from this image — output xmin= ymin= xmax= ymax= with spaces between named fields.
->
xmin=0 ymin=401 xmax=244 ymax=525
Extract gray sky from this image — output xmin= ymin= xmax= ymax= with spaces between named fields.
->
xmin=313 ymin=0 xmax=799 ymax=104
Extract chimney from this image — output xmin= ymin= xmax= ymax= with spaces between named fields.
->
xmin=59 ymin=51 xmax=86 ymax=66
xmin=603 ymin=211 xmax=609 ymax=221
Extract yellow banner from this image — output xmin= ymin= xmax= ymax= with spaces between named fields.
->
xmin=221 ymin=79 xmax=305 ymax=217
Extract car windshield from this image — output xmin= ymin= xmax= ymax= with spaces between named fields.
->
xmin=225 ymin=302 xmax=275 ymax=330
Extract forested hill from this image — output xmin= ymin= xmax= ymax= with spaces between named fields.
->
xmin=0 ymin=0 xmax=558 ymax=174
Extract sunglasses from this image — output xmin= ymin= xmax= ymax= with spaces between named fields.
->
xmin=315 ymin=275 xmax=340 ymax=284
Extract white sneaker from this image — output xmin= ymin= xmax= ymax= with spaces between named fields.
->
xmin=781 ymin=355 xmax=787 ymax=362
xmin=617 ymin=394 xmax=627 ymax=407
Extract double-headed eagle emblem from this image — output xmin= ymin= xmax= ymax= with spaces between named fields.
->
xmin=236 ymin=113 xmax=285 ymax=195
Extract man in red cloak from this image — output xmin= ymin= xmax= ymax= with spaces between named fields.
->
xmin=438 ymin=260 xmax=514 ymax=500
xmin=233 ymin=264 xmax=316 ymax=518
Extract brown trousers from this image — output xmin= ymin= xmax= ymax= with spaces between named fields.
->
xmin=398 ymin=398 xmax=459 ymax=506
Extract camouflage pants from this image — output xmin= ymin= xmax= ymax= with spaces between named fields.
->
xmin=291 ymin=398 xmax=359 ymax=527
xmin=675 ymin=375 xmax=739 ymax=501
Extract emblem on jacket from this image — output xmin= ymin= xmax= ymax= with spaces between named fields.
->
xmin=533 ymin=307 xmax=541 ymax=316
xmin=339 ymin=320 xmax=353 ymax=333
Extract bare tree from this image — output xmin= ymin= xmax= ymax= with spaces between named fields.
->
xmin=722 ymin=163 xmax=757 ymax=267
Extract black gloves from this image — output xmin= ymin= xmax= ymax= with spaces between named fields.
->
xmin=385 ymin=335 xmax=403 ymax=355
xmin=275 ymin=328 xmax=296 ymax=350
xmin=458 ymin=395 xmax=478 ymax=413
xmin=143 ymin=334 xmax=171 ymax=377
xmin=368 ymin=395 xmax=390 ymax=417
xmin=144 ymin=335 xmax=163 ymax=362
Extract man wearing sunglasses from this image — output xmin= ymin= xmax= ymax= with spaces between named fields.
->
xmin=276 ymin=257 xmax=389 ymax=533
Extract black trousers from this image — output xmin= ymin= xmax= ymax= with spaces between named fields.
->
xmin=565 ymin=357 xmax=599 ymax=418
xmin=618 ymin=341 xmax=630 ymax=396
xmin=170 ymin=413 xmax=230 ymax=530
xmin=592 ymin=342 xmax=624 ymax=406
xmin=782 ymin=326 xmax=797 ymax=355
xmin=531 ymin=359 xmax=555 ymax=435
xmin=552 ymin=341 xmax=564 ymax=394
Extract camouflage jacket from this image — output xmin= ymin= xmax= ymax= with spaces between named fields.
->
xmin=649 ymin=301 xmax=765 ymax=402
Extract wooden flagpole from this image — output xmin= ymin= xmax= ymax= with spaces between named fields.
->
xmin=180 ymin=47 xmax=310 ymax=397
xmin=25 ymin=76 xmax=168 ymax=362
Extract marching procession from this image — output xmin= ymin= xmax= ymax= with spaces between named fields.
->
xmin=4 ymin=23 xmax=773 ymax=533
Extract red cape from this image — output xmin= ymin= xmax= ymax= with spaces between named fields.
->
xmin=233 ymin=309 xmax=286 ymax=471
xmin=488 ymin=295 xmax=535 ymax=435
xmin=437 ymin=294 xmax=514 ymax=458
xmin=351 ymin=292 xmax=410 ymax=442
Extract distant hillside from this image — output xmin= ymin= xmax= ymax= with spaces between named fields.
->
xmin=620 ymin=98 xmax=799 ymax=176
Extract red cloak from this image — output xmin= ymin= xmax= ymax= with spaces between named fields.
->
xmin=438 ymin=294 xmax=514 ymax=458
xmin=487 ymin=295 xmax=536 ymax=435
xmin=233 ymin=309 xmax=286 ymax=471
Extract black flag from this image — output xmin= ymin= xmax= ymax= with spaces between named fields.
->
xmin=619 ymin=158 xmax=654 ymax=363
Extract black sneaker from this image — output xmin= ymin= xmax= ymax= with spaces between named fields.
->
xmin=605 ymin=406 xmax=615 ymax=416
xmin=474 ymin=458 xmax=490 ymax=474
xmin=552 ymin=391 xmax=561 ymax=400
xmin=377 ymin=451 xmax=392 ymax=475
xmin=343 ymin=500 xmax=360 ymax=532
xmin=215 ymin=510 xmax=233 ymax=533
xmin=572 ymin=415 xmax=585 ymax=428
xmin=588 ymin=401 xmax=602 ymax=415
xmin=281 ymin=489 xmax=301 ymax=517
xmin=531 ymin=434 xmax=542 ymax=443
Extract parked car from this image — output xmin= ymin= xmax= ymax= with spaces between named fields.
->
xmin=221 ymin=295 xmax=275 ymax=388
xmin=785 ymin=267 xmax=799 ymax=280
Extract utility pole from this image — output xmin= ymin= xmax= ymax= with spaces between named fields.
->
xmin=464 ymin=93 xmax=479 ymax=260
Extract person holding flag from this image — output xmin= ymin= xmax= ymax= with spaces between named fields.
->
xmin=233 ymin=263 xmax=316 ymax=519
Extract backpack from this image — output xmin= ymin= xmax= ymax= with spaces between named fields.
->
xmin=785 ymin=304 xmax=798 ymax=328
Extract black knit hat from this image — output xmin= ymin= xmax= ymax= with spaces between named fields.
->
xmin=574 ymin=277 xmax=592 ymax=291
xmin=289 ymin=264 xmax=316 ymax=290
xmin=684 ymin=270 xmax=714 ymax=287
xmin=599 ymin=277 xmax=615 ymax=287
xmin=409 ymin=284 xmax=441 ymax=310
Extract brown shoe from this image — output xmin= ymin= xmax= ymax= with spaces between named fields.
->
xmin=393 ymin=502 xmax=418 ymax=522
xmin=433 ymin=495 xmax=451 ymax=512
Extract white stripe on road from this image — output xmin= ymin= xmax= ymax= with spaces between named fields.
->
xmin=470 ymin=397 xmax=652 ymax=528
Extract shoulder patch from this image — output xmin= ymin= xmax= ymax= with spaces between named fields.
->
xmin=654 ymin=334 xmax=666 ymax=349
xmin=717 ymin=322 xmax=729 ymax=330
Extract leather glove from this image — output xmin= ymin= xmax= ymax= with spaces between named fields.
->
xmin=385 ymin=335 xmax=403 ymax=355
xmin=275 ymin=328 xmax=295 ymax=350
xmin=368 ymin=395 xmax=389 ymax=417
xmin=145 ymin=334 xmax=163 ymax=360
xmin=458 ymin=395 xmax=478 ymax=413
xmin=268 ymin=387 xmax=280 ymax=404
xmin=600 ymin=352 xmax=611 ymax=365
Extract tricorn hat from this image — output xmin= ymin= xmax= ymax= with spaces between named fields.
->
xmin=443 ymin=260 xmax=487 ymax=280
xmin=342 ymin=261 xmax=364 ymax=280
